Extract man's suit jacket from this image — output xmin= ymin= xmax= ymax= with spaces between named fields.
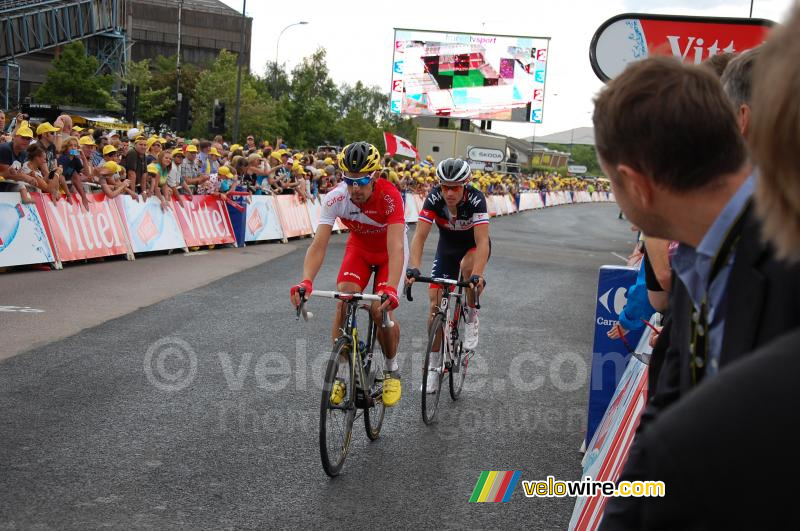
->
xmin=599 ymin=327 xmax=800 ymax=530
xmin=600 ymin=209 xmax=800 ymax=530
xmin=650 ymin=206 xmax=800 ymax=413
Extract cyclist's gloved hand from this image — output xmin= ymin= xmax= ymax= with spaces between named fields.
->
xmin=290 ymin=279 xmax=313 ymax=307
xmin=406 ymin=267 xmax=421 ymax=280
xmin=378 ymin=285 xmax=399 ymax=311
xmin=469 ymin=274 xmax=486 ymax=291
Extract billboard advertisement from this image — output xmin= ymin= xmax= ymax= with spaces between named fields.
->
xmin=590 ymin=14 xmax=774 ymax=81
xmin=391 ymin=28 xmax=550 ymax=123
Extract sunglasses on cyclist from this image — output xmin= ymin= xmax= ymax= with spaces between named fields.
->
xmin=343 ymin=174 xmax=373 ymax=187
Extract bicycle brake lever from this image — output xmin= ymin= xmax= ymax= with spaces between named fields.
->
xmin=404 ymin=282 xmax=414 ymax=302
xmin=474 ymin=288 xmax=481 ymax=310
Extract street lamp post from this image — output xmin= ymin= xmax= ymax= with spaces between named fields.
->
xmin=232 ymin=0 xmax=247 ymax=142
xmin=273 ymin=21 xmax=308 ymax=98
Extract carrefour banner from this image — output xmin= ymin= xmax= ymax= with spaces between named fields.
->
xmin=0 ymin=192 xmax=55 ymax=267
xmin=115 ymin=196 xmax=187 ymax=253
xmin=172 ymin=195 xmax=235 ymax=248
xmin=43 ymin=193 xmax=131 ymax=262
xmin=245 ymin=195 xmax=284 ymax=242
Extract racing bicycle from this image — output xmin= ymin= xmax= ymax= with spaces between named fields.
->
xmin=405 ymin=274 xmax=480 ymax=424
xmin=296 ymin=270 xmax=394 ymax=477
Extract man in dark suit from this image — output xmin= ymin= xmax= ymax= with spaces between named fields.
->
xmin=597 ymin=7 xmax=800 ymax=528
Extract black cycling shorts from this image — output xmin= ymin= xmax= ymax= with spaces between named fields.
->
xmin=430 ymin=238 xmax=491 ymax=288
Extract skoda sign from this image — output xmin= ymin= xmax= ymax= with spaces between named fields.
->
xmin=467 ymin=147 xmax=505 ymax=163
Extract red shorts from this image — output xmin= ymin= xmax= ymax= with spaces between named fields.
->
xmin=337 ymin=245 xmax=391 ymax=292
xmin=337 ymin=243 xmax=408 ymax=294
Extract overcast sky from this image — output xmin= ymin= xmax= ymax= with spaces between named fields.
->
xmin=220 ymin=0 xmax=794 ymax=140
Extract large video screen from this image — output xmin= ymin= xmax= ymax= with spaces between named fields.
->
xmin=390 ymin=29 xmax=550 ymax=123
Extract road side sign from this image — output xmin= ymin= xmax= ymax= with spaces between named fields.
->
xmin=467 ymin=146 xmax=504 ymax=163
xmin=589 ymin=13 xmax=774 ymax=82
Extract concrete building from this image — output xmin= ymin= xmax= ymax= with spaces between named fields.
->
xmin=1 ymin=0 xmax=251 ymax=108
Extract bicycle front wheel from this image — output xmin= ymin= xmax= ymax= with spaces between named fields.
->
xmin=320 ymin=337 xmax=355 ymax=477
xmin=449 ymin=302 xmax=468 ymax=400
xmin=364 ymin=340 xmax=386 ymax=441
xmin=422 ymin=313 xmax=445 ymax=425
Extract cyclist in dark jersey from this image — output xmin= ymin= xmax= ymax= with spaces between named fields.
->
xmin=406 ymin=158 xmax=490 ymax=356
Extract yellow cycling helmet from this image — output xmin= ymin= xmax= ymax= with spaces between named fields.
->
xmin=337 ymin=141 xmax=382 ymax=173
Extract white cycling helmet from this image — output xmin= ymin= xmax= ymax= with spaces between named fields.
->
xmin=436 ymin=157 xmax=471 ymax=184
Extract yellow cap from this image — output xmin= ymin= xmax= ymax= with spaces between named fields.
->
xmin=102 ymin=144 xmax=118 ymax=155
xmin=209 ymin=147 xmax=221 ymax=157
xmin=146 ymin=137 xmax=161 ymax=151
xmin=293 ymin=153 xmax=302 ymax=160
xmin=323 ymin=157 xmax=333 ymax=165
xmin=103 ymin=161 xmax=122 ymax=173
xmin=73 ymin=126 xmax=84 ymax=132
xmin=146 ymin=163 xmax=159 ymax=174
xmin=79 ymin=135 xmax=96 ymax=146
xmin=185 ymin=144 xmax=198 ymax=153
xmin=218 ymin=166 xmax=233 ymax=178
xmin=230 ymin=144 xmax=242 ymax=152
xmin=36 ymin=122 xmax=60 ymax=135
xmin=172 ymin=148 xmax=184 ymax=157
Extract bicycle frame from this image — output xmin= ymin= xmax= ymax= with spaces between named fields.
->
xmin=298 ymin=290 xmax=392 ymax=407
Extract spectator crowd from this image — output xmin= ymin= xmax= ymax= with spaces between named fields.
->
xmin=1 ymin=112 xmax=606 ymax=215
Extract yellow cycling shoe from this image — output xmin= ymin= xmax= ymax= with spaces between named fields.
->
xmin=382 ymin=371 xmax=402 ymax=407
xmin=330 ymin=378 xmax=346 ymax=406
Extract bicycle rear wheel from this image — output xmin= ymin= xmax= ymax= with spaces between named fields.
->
xmin=449 ymin=302 xmax=468 ymax=400
xmin=320 ymin=337 xmax=355 ymax=477
xmin=364 ymin=339 xmax=386 ymax=440
xmin=422 ymin=313 xmax=445 ymax=425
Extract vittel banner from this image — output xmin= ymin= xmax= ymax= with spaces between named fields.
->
xmin=590 ymin=13 xmax=774 ymax=82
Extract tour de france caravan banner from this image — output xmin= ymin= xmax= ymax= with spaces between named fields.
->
xmin=390 ymin=28 xmax=550 ymax=123
xmin=590 ymin=13 xmax=774 ymax=82
xmin=115 ymin=196 xmax=187 ymax=253
xmin=0 ymin=193 xmax=55 ymax=268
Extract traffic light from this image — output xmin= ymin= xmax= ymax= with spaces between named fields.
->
xmin=124 ymin=84 xmax=138 ymax=123
xmin=177 ymin=97 xmax=192 ymax=132
xmin=184 ymin=98 xmax=193 ymax=131
xmin=211 ymin=101 xmax=226 ymax=134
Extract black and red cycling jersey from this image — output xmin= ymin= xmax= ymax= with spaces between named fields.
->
xmin=418 ymin=184 xmax=490 ymax=248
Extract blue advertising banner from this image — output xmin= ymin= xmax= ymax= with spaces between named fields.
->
xmin=585 ymin=265 xmax=646 ymax=444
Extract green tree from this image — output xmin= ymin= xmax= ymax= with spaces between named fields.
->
xmin=285 ymin=48 xmax=340 ymax=147
xmin=544 ymin=142 xmax=601 ymax=174
xmin=35 ymin=41 xmax=119 ymax=110
xmin=190 ymin=50 xmax=287 ymax=143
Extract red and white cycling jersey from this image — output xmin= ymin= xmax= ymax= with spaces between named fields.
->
xmin=318 ymin=178 xmax=406 ymax=250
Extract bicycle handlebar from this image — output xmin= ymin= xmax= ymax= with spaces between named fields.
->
xmin=404 ymin=275 xmax=481 ymax=309
xmin=295 ymin=289 xmax=394 ymax=327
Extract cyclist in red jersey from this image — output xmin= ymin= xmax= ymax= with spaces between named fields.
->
xmin=290 ymin=142 xmax=408 ymax=406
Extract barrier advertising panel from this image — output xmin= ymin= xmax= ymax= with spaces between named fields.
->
xmin=0 ymin=192 xmax=55 ymax=267
xmin=43 ymin=193 xmax=130 ymax=262
xmin=116 ymin=196 xmax=187 ymax=253
xmin=172 ymin=195 xmax=236 ymax=248
xmin=245 ymin=195 xmax=284 ymax=242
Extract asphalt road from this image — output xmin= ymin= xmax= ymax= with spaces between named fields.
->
xmin=0 ymin=202 xmax=634 ymax=529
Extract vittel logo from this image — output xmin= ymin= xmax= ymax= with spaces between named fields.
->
xmin=667 ymin=36 xmax=736 ymax=64
xmin=47 ymin=199 xmax=122 ymax=252
xmin=177 ymin=201 xmax=230 ymax=239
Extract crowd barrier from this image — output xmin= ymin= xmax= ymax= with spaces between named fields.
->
xmin=0 ymin=190 xmax=615 ymax=270
xmin=569 ymin=318 xmax=654 ymax=531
